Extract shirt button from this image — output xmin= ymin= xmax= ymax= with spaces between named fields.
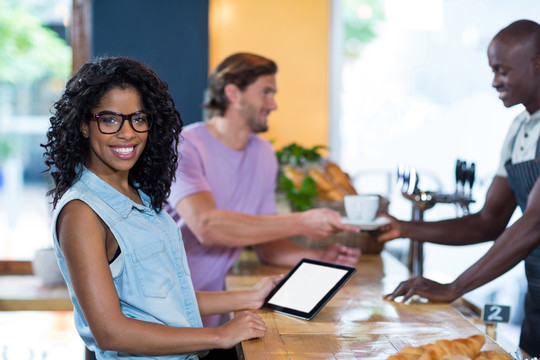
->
xmin=521 ymin=146 xmax=524 ymax=150
xmin=525 ymin=133 xmax=529 ymax=138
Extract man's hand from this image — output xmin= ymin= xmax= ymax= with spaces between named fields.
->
xmin=319 ymin=243 xmax=360 ymax=267
xmin=383 ymin=276 xmax=461 ymax=303
xmin=376 ymin=213 xmax=404 ymax=242
xmin=217 ymin=311 xmax=266 ymax=348
xmin=299 ymin=208 xmax=360 ymax=239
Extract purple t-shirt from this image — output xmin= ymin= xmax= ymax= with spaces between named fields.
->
xmin=167 ymin=122 xmax=277 ymax=326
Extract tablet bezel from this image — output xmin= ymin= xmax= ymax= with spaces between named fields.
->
xmin=262 ymin=258 xmax=356 ymax=320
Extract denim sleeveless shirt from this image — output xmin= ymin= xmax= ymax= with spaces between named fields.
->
xmin=52 ymin=168 xmax=203 ymax=359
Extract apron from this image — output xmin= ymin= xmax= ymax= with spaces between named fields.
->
xmin=504 ymin=121 xmax=540 ymax=357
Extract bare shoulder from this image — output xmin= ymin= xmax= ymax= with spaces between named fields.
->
xmin=57 ymin=199 xmax=99 ymax=227
xmin=56 ymin=200 xmax=105 ymax=248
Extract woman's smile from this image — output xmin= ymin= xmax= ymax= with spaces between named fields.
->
xmin=110 ymin=144 xmax=137 ymax=158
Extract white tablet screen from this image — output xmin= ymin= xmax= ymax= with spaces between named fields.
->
xmin=266 ymin=262 xmax=349 ymax=313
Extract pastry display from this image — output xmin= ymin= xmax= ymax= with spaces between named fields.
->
xmin=276 ymin=143 xmax=359 ymax=207
xmin=325 ymin=161 xmax=358 ymax=195
xmin=385 ymin=334 xmax=511 ymax=360
xmin=308 ymin=167 xmax=349 ymax=201
xmin=282 ymin=164 xmax=305 ymax=190
xmin=282 ymin=161 xmax=357 ymax=201
xmin=473 ymin=351 xmax=514 ymax=360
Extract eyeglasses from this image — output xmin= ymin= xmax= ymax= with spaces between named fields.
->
xmin=91 ymin=111 xmax=152 ymax=134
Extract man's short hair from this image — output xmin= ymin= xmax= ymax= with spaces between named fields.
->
xmin=494 ymin=19 xmax=540 ymax=55
xmin=204 ymin=53 xmax=277 ymax=118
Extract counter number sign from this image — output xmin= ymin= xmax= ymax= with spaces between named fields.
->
xmin=482 ymin=304 xmax=510 ymax=324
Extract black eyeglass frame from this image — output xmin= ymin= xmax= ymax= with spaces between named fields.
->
xmin=91 ymin=111 xmax=152 ymax=134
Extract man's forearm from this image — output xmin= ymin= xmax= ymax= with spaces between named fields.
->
xmin=400 ymin=212 xmax=504 ymax=246
xmin=197 ymin=210 xmax=306 ymax=247
xmin=254 ymin=239 xmax=319 ymax=267
xmin=451 ymin=214 xmax=540 ymax=295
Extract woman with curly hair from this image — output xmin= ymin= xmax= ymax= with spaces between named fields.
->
xmin=42 ymin=57 xmax=282 ymax=360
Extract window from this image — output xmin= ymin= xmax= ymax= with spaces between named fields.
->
xmin=334 ymin=0 xmax=539 ymax=349
xmin=0 ymin=0 xmax=72 ymax=260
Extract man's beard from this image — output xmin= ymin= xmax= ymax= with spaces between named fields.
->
xmin=250 ymin=119 xmax=269 ymax=133
xmin=244 ymin=105 xmax=269 ymax=133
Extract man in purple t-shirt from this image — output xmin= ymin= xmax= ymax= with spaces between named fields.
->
xmin=167 ymin=53 xmax=360 ymax=327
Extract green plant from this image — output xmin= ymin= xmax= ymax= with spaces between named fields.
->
xmin=0 ymin=0 xmax=71 ymax=84
xmin=0 ymin=135 xmax=19 ymax=165
xmin=276 ymin=143 xmax=326 ymax=211
xmin=276 ymin=143 xmax=326 ymax=166
xmin=343 ymin=0 xmax=384 ymax=57
xmin=278 ymin=175 xmax=318 ymax=212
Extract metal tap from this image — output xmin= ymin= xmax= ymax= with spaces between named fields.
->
xmin=397 ymin=164 xmax=475 ymax=277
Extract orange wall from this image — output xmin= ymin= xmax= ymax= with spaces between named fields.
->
xmin=209 ymin=0 xmax=330 ymax=151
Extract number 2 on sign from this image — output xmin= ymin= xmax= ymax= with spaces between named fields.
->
xmin=482 ymin=304 xmax=510 ymax=323
xmin=487 ymin=305 xmax=503 ymax=321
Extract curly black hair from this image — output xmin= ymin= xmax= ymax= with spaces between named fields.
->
xmin=204 ymin=53 xmax=277 ymax=118
xmin=42 ymin=57 xmax=183 ymax=211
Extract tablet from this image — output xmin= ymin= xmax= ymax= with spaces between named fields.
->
xmin=263 ymin=258 xmax=356 ymax=320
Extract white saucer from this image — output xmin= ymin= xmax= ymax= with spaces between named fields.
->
xmin=341 ymin=216 xmax=391 ymax=230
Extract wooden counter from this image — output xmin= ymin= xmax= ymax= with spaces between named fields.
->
xmin=226 ymin=251 xmax=511 ymax=360
xmin=0 ymin=275 xmax=72 ymax=311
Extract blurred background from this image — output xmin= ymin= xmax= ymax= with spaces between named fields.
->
xmin=1 ymin=0 xmax=539 ymax=357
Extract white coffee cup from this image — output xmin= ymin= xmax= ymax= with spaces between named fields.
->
xmin=344 ymin=195 xmax=379 ymax=222
xmin=32 ymin=248 xmax=65 ymax=286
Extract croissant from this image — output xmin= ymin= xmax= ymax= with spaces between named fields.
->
xmin=386 ymin=335 xmax=485 ymax=360
xmin=325 ymin=161 xmax=358 ymax=195
xmin=473 ymin=350 xmax=513 ymax=360
xmin=387 ymin=354 xmax=421 ymax=360
xmin=419 ymin=335 xmax=485 ymax=359
xmin=308 ymin=167 xmax=347 ymax=201
xmin=397 ymin=346 xmax=425 ymax=356
xmin=283 ymin=165 xmax=305 ymax=190
xmin=386 ymin=344 xmax=430 ymax=360
xmin=323 ymin=189 xmax=347 ymax=201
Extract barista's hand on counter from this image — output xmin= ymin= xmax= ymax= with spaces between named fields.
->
xmin=244 ymin=274 xmax=285 ymax=309
xmin=217 ymin=311 xmax=267 ymax=348
xmin=319 ymin=243 xmax=360 ymax=267
xmin=299 ymin=208 xmax=360 ymax=240
xmin=376 ymin=213 xmax=404 ymax=242
xmin=383 ymin=276 xmax=460 ymax=303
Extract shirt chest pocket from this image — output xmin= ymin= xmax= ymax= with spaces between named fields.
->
xmin=132 ymin=240 xmax=174 ymax=298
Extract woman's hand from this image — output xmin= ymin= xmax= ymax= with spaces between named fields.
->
xmin=217 ymin=311 xmax=267 ymax=348
xmin=243 ymin=274 xmax=284 ymax=310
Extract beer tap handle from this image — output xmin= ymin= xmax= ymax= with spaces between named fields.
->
xmin=460 ymin=160 xmax=468 ymax=193
xmin=455 ymin=159 xmax=462 ymax=193
xmin=468 ymin=162 xmax=476 ymax=193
